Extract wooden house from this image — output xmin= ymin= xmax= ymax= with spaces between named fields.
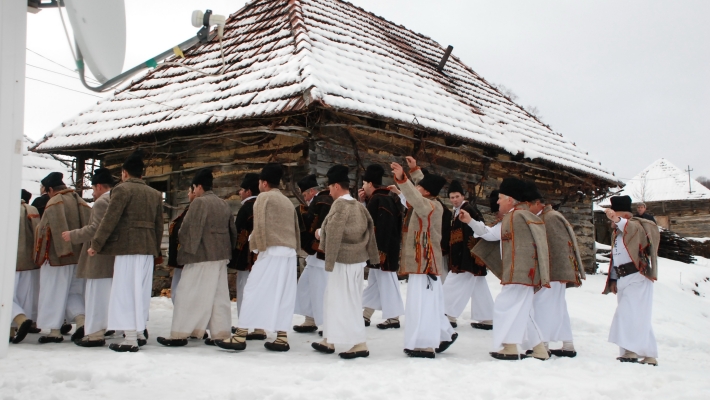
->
xmin=32 ymin=0 xmax=618 ymax=292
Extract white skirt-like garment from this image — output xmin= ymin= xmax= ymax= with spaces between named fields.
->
xmin=443 ymin=272 xmax=494 ymax=322
xmin=294 ymin=255 xmax=328 ymax=325
xmin=107 ymin=255 xmax=153 ymax=332
xmin=84 ymin=278 xmax=113 ymax=335
xmin=171 ymin=260 xmax=232 ymax=340
xmin=237 ymin=246 xmax=297 ymax=333
xmin=12 ymin=269 xmax=40 ymax=324
xmin=170 ymin=267 xmax=182 ymax=304
xmin=608 ymin=272 xmax=658 ymax=358
xmin=533 ymin=281 xmax=573 ymax=343
xmin=404 ymin=274 xmax=454 ymax=350
xmin=37 ymin=262 xmax=86 ymax=329
xmin=236 ymin=270 xmax=250 ymax=316
xmin=362 ymin=268 xmax=405 ymax=319
xmin=323 ymin=261 xmax=367 ymax=347
xmin=492 ymin=284 xmax=543 ymax=352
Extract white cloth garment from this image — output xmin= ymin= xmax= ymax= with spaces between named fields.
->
xmin=440 ymin=256 xmax=449 ymax=284
xmin=612 ymin=218 xmax=633 ymax=268
xmin=12 ymin=270 xmax=41 ymax=324
xmin=443 ymin=272 xmax=494 ymax=322
xmin=171 ymin=260 xmax=232 ymax=340
xmin=609 ymin=272 xmax=658 ymax=358
xmin=404 ymin=274 xmax=454 ymax=350
xmin=84 ymin=278 xmax=113 ymax=335
xmin=237 ymin=246 xmax=297 ymax=332
xmin=37 ymin=263 xmax=86 ymax=329
xmin=532 ymin=281 xmax=573 ymax=343
xmin=170 ymin=268 xmax=182 ymax=304
xmin=294 ymin=255 xmax=328 ymax=325
xmin=362 ymin=268 xmax=405 ymax=320
xmin=323 ymin=261 xmax=367 ymax=347
xmin=236 ymin=270 xmax=250 ymax=316
xmin=107 ymin=255 xmax=153 ymax=331
xmin=492 ymin=284 xmax=543 ymax=352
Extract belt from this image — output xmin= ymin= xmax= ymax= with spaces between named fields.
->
xmin=614 ymin=262 xmax=638 ymax=278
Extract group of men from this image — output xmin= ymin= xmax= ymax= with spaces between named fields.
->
xmin=9 ymin=150 xmax=659 ymax=364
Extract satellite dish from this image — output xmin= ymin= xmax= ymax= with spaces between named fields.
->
xmin=64 ymin=0 xmax=126 ymax=83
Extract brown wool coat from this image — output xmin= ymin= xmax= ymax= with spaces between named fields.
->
xmin=34 ymin=189 xmax=91 ymax=266
xmin=396 ymin=168 xmax=444 ymax=275
xmin=178 ymin=191 xmax=237 ymax=265
xmin=250 ymin=188 xmax=300 ymax=253
xmin=319 ymin=197 xmax=379 ymax=272
xmin=70 ymin=191 xmax=115 ymax=279
xmin=17 ymin=201 xmax=40 ymax=271
xmin=603 ymin=217 xmax=660 ymax=294
xmin=540 ymin=205 xmax=585 ymax=287
xmin=91 ymin=178 xmax=164 ymax=256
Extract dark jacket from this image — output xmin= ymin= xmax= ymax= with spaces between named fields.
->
xmin=91 ymin=178 xmax=163 ymax=256
xmin=31 ymin=194 xmax=50 ymax=218
xmin=70 ymin=191 xmax=115 ymax=279
xmin=300 ymin=190 xmax=333 ymax=260
xmin=636 ymin=213 xmax=657 ymax=223
xmin=229 ymin=197 xmax=256 ymax=271
xmin=449 ymin=201 xmax=487 ymax=275
xmin=365 ymin=188 xmax=402 ymax=272
xmin=168 ymin=206 xmax=189 ymax=268
xmin=437 ymin=198 xmax=453 ymax=257
xmin=177 ymin=191 xmax=237 ymax=265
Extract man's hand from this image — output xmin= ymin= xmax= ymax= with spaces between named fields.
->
xmin=390 ymin=162 xmax=405 ymax=181
xmin=315 ymin=228 xmax=321 ymax=240
xmin=605 ymin=208 xmax=619 ymax=222
xmin=405 ymin=156 xmax=417 ymax=170
xmin=459 ymin=209 xmax=473 ymax=224
xmin=87 ymin=248 xmax=97 ymax=257
xmin=358 ymin=188 xmax=366 ymax=202
xmin=387 ymin=185 xmax=401 ymax=195
xmin=610 ymin=280 xmax=618 ymax=294
xmin=61 ymin=231 xmax=71 ymax=242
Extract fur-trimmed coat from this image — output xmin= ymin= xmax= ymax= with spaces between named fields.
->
xmin=17 ymin=201 xmax=40 ymax=271
xmin=34 ymin=189 xmax=91 ymax=266
xmin=603 ymin=216 xmax=660 ymax=294
xmin=540 ymin=205 xmax=585 ymax=287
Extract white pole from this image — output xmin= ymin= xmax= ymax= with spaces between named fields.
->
xmin=0 ymin=1 xmax=28 ymax=359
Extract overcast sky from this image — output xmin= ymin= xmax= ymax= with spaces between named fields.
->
xmin=25 ymin=0 xmax=710 ymax=182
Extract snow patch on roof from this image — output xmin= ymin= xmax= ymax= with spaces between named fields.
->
xmin=23 ymin=136 xmax=72 ymax=199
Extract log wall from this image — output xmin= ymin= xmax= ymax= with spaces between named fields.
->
xmin=644 ymin=199 xmax=710 ymax=238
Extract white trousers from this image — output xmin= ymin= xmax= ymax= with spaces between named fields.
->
xmin=440 ymin=257 xmax=449 ymax=284
xmin=443 ymin=272 xmax=494 ymax=322
xmin=294 ymin=255 xmax=328 ymax=325
xmin=107 ymin=255 xmax=153 ymax=332
xmin=37 ymin=263 xmax=85 ymax=329
xmin=171 ymin=260 xmax=232 ymax=340
xmin=533 ymin=281 xmax=573 ymax=343
xmin=12 ymin=270 xmax=40 ymax=324
xmin=609 ymin=272 xmax=658 ymax=358
xmin=238 ymin=247 xmax=297 ymax=332
xmin=323 ymin=262 xmax=367 ymax=347
xmin=236 ymin=270 xmax=250 ymax=316
xmin=362 ymin=268 xmax=405 ymax=319
xmin=492 ymin=284 xmax=543 ymax=352
xmin=404 ymin=274 xmax=454 ymax=350
xmin=84 ymin=278 xmax=113 ymax=335
xmin=170 ymin=268 xmax=182 ymax=304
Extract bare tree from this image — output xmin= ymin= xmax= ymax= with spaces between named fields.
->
xmin=697 ymin=176 xmax=710 ymax=190
xmin=631 ymin=172 xmax=653 ymax=202
xmin=525 ymin=105 xmax=542 ymax=120
xmin=492 ymin=83 xmax=518 ymax=102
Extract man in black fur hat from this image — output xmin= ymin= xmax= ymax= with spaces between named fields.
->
xmin=293 ymin=174 xmax=333 ymax=334
xmin=358 ymin=164 xmax=404 ymax=329
xmin=88 ymin=149 xmax=164 ymax=352
xmin=443 ymin=180 xmax=494 ymax=331
xmin=31 ymin=185 xmax=50 ymax=218
xmin=167 ymin=184 xmax=197 ymax=304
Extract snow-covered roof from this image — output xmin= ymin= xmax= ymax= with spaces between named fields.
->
xmin=23 ymin=136 xmax=72 ymax=199
xmin=599 ymin=158 xmax=710 ymax=205
xmin=33 ymin=0 xmax=615 ymax=182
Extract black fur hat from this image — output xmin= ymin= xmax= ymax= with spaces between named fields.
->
xmin=362 ymin=164 xmax=385 ymax=186
xmin=91 ymin=168 xmax=116 ymax=186
xmin=259 ymin=163 xmax=284 ymax=186
xmin=522 ymin=180 xmax=544 ymax=202
xmin=41 ymin=172 xmax=64 ymax=189
xmin=489 ymin=190 xmax=500 ymax=213
xmin=498 ymin=177 xmax=526 ymax=201
xmin=447 ymin=180 xmax=465 ymax=196
xmin=21 ymin=189 xmax=32 ymax=203
xmin=297 ymin=174 xmax=319 ymax=192
xmin=240 ymin=173 xmax=260 ymax=194
xmin=192 ymin=168 xmax=213 ymax=190
xmin=326 ymin=164 xmax=350 ymax=186
xmin=122 ymin=149 xmax=145 ymax=178
xmin=610 ymin=195 xmax=632 ymax=213
xmin=418 ymin=174 xmax=446 ymax=197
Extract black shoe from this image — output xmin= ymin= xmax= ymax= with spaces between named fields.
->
xmin=264 ymin=341 xmax=290 ymax=352
xmin=143 ymin=329 xmax=149 ymax=340
xmin=449 ymin=321 xmax=458 ymax=328
xmin=525 ymin=349 xmax=551 ymax=359
xmin=293 ymin=325 xmax=319 ymax=333
xmin=231 ymin=326 xmax=237 ymax=334
xmin=74 ymin=338 xmax=106 ymax=347
xmin=138 ymin=339 xmax=147 ymax=347
xmin=29 ymin=327 xmax=41 ymax=334
xmin=60 ymin=323 xmax=72 ymax=335
xmin=11 ymin=319 xmax=33 ymax=344
xmin=202 ymin=332 xmax=209 ymax=340
xmin=70 ymin=326 xmax=85 ymax=342
xmin=311 ymin=342 xmax=335 ymax=354
xmin=157 ymin=337 xmax=188 ymax=347
xmin=109 ymin=343 xmax=139 ymax=353
xmin=364 ymin=317 xmax=370 ymax=327
xmin=339 ymin=350 xmax=369 ymax=359
xmin=490 ymin=352 xmax=526 ymax=360
xmin=246 ymin=332 xmax=267 ymax=340
xmin=38 ymin=335 xmax=64 ymax=344
xmin=471 ymin=322 xmax=493 ymax=330
xmin=376 ymin=320 xmax=400 ymax=330
xmin=550 ymin=349 xmax=577 ymax=358
xmin=204 ymin=338 xmax=216 ymax=346
xmin=215 ymin=338 xmax=246 ymax=351
xmin=318 ymin=331 xmax=323 ymax=337
xmin=405 ymin=349 xmax=435 ymax=359
xmin=104 ymin=330 xmax=116 ymax=337
xmin=617 ymin=357 xmax=638 ymax=363
xmin=436 ymin=332 xmax=458 ymax=353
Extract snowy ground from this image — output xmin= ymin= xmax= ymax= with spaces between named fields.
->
xmin=2 ymin=257 xmax=710 ymax=400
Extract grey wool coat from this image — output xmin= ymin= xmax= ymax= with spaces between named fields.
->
xmin=34 ymin=189 xmax=92 ymax=266
xmin=17 ymin=201 xmax=40 ymax=271
xmin=177 ymin=191 xmax=237 ymax=265
xmin=70 ymin=191 xmax=115 ymax=279
xmin=318 ymin=197 xmax=379 ymax=272
xmin=540 ymin=205 xmax=585 ymax=287
xmin=91 ymin=178 xmax=164 ymax=257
